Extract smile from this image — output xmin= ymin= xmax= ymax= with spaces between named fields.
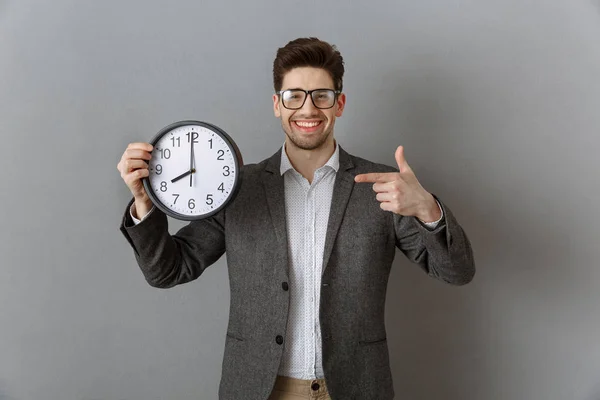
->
xmin=293 ymin=121 xmax=322 ymax=128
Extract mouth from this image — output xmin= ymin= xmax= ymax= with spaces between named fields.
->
xmin=292 ymin=120 xmax=323 ymax=133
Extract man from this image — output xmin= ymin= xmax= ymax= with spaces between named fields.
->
xmin=118 ymin=37 xmax=475 ymax=400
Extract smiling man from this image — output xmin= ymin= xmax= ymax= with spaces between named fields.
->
xmin=118 ymin=37 xmax=475 ymax=400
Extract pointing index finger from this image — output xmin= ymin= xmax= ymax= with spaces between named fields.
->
xmin=354 ymin=172 xmax=395 ymax=183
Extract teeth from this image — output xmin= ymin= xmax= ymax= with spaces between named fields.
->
xmin=295 ymin=121 xmax=320 ymax=127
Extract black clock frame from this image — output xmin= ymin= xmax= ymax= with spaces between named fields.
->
xmin=142 ymin=120 xmax=243 ymax=221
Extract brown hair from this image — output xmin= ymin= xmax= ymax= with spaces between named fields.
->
xmin=273 ymin=37 xmax=345 ymax=92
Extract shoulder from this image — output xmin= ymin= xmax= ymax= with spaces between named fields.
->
xmin=344 ymin=149 xmax=398 ymax=175
xmin=240 ymin=161 xmax=265 ymax=175
xmin=236 ymin=148 xmax=282 ymax=186
xmin=240 ymin=155 xmax=273 ymax=177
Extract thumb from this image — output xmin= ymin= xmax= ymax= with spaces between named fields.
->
xmin=395 ymin=145 xmax=409 ymax=173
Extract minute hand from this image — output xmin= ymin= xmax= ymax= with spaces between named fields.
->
xmin=190 ymin=137 xmax=195 ymax=187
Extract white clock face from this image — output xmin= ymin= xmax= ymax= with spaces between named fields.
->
xmin=146 ymin=124 xmax=239 ymax=219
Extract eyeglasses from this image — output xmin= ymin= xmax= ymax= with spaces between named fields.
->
xmin=277 ymin=89 xmax=341 ymax=110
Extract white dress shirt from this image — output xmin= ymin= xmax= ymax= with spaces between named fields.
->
xmin=277 ymin=142 xmax=339 ymax=379
xmin=130 ymin=143 xmax=443 ymax=380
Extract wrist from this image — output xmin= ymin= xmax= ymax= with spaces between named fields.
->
xmin=135 ymin=193 xmax=150 ymax=204
xmin=416 ymin=194 xmax=441 ymax=222
xmin=133 ymin=195 xmax=152 ymax=219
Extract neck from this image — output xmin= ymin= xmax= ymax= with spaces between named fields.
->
xmin=284 ymin=137 xmax=336 ymax=184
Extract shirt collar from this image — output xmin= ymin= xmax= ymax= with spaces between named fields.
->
xmin=280 ymin=141 xmax=340 ymax=176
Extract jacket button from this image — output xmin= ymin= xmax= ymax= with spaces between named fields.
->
xmin=276 ymin=335 xmax=284 ymax=345
xmin=282 ymin=282 xmax=289 ymax=291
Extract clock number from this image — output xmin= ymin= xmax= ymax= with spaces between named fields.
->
xmin=155 ymin=164 xmax=162 ymax=175
xmin=159 ymin=149 xmax=171 ymax=159
xmin=206 ymin=194 xmax=213 ymax=205
xmin=160 ymin=181 xmax=167 ymax=192
xmin=186 ymin=132 xmax=199 ymax=143
xmin=218 ymin=183 xmax=224 ymax=193
xmin=223 ymin=166 xmax=230 ymax=176
xmin=172 ymin=194 xmax=179 ymax=204
xmin=188 ymin=198 xmax=195 ymax=209
xmin=208 ymin=139 xmax=213 ymax=149
xmin=217 ymin=150 xmax=224 ymax=160
xmin=171 ymin=137 xmax=181 ymax=147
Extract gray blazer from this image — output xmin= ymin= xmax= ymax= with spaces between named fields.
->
xmin=119 ymin=145 xmax=475 ymax=400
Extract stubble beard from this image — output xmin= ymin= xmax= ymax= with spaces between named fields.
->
xmin=282 ymin=120 xmax=333 ymax=151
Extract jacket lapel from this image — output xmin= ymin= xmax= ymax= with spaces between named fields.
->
xmin=322 ymin=146 xmax=355 ymax=276
xmin=262 ymin=148 xmax=289 ymax=272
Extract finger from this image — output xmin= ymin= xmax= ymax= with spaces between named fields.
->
xmin=354 ymin=172 xmax=397 ymax=183
xmin=127 ymin=142 xmax=153 ymax=152
xmin=376 ymin=192 xmax=397 ymax=203
xmin=123 ymin=159 xmax=149 ymax=173
xmin=379 ymin=202 xmax=394 ymax=212
xmin=372 ymin=180 xmax=402 ymax=193
xmin=118 ymin=156 xmax=149 ymax=174
xmin=125 ymin=148 xmax=153 ymax=161
xmin=124 ymin=169 xmax=150 ymax=186
xmin=395 ymin=146 xmax=411 ymax=173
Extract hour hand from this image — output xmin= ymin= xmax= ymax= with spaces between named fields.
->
xmin=171 ymin=169 xmax=195 ymax=183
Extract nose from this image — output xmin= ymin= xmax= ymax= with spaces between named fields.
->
xmin=298 ymin=94 xmax=320 ymax=116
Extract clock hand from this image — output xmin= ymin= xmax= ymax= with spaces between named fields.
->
xmin=171 ymin=169 xmax=195 ymax=183
xmin=190 ymin=136 xmax=195 ymax=187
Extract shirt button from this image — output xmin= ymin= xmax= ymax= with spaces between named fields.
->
xmin=276 ymin=335 xmax=284 ymax=345
xmin=282 ymin=282 xmax=289 ymax=291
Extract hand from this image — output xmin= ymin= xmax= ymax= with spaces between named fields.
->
xmin=117 ymin=142 xmax=154 ymax=219
xmin=117 ymin=142 xmax=153 ymax=200
xmin=354 ymin=146 xmax=441 ymax=222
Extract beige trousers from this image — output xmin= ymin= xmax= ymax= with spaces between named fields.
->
xmin=267 ymin=375 xmax=331 ymax=400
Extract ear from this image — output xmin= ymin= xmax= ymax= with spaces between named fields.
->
xmin=335 ymin=93 xmax=346 ymax=117
xmin=273 ymin=94 xmax=281 ymax=118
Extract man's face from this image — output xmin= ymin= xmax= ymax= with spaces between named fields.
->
xmin=273 ymin=67 xmax=346 ymax=151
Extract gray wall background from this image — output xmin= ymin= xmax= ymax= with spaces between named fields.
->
xmin=1 ymin=0 xmax=599 ymax=399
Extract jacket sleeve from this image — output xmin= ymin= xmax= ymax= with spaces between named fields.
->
xmin=119 ymin=198 xmax=226 ymax=288
xmin=394 ymin=194 xmax=475 ymax=285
